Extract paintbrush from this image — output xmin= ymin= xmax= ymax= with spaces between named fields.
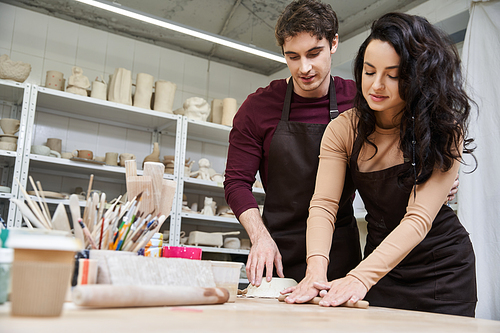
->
xmin=78 ymin=218 xmax=98 ymax=249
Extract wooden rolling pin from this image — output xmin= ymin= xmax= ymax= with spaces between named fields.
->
xmin=278 ymin=294 xmax=369 ymax=309
xmin=73 ymin=285 xmax=229 ymax=308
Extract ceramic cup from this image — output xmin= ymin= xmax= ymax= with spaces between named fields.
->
xmin=0 ymin=142 xmax=16 ymax=151
xmin=119 ymin=153 xmax=136 ymax=167
xmin=61 ymin=152 xmax=73 ymax=159
xmin=45 ymin=70 xmax=64 ymax=91
xmin=105 ymin=152 xmax=118 ymax=166
xmin=46 ymin=138 xmax=62 ymax=154
xmin=90 ymin=81 xmax=107 ymax=100
xmin=73 ymin=149 xmax=93 ymax=160
xmin=94 ymin=156 xmax=105 ymax=162
xmin=31 ymin=145 xmax=61 ymax=158
xmin=0 ymin=118 xmax=20 ymax=135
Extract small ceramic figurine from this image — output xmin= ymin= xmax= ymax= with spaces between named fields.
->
xmin=200 ymin=197 xmax=215 ymax=216
xmin=66 ymin=66 xmax=90 ymax=96
xmin=0 ymin=54 xmax=31 ymax=83
xmin=190 ymin=158 xmax=211 ymax=180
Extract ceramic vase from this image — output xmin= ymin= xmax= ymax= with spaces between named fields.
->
xmin=222 ymin=98 xmax=237 ymax=126
xmin=90 ymin=80 xmax=107 ymax=100
xmin=108 ymin=68 xmax=132 ymax=105
xmin=153 ymin=80 xmax=177 ymax=113
xmin=143 ymin=142 xmax=161 ymax=164
xmin=211 ymin=99 xmax=223 ymax=124
xmin=133 ymin=73 xmax=154 ymax=109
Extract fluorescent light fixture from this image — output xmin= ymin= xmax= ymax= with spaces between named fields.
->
xmin=75 ymin=0 xmax=287 ymax=64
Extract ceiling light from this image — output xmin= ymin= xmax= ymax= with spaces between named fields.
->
xmin=75 ymin=0 xmax=287 ymax=64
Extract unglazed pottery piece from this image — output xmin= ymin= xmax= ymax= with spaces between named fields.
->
xmin=0 ymin=118 xmax=20 ymax=135
xmin=245 ymin=278 xmax=298 ymax=298
xmin=0 ymin=54 xmax=31 ymax=83
xmin=133 ymin=73 xmax=154 ymax=109
xmin=143 ymin=142 xmax=161 ymax=165
xmin=184 ymin=97 xmax=210 ymax=121
xmin=45 ymin=70 xmax=64 ymax=90
xmin=222 ymin=98 xmax=237 ymax=126
xmin=66 ymin=66 xmax=90 ymax=96
xmin=154 ymin=80 xmax=177 ymax=113
xmin=46 ymin=138 xmax=62 ymax=153
xmin=108 ymin=68 xmax=132 ymax=105
xmin=211 ymin=99 xmax=223 ymax=124
xmin=90 ymin=78 xmax=107 ymax=100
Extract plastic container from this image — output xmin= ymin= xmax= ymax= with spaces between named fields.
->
xmin=162 ymin=246 xmax=202 ymax=260
xmin=210 ymin=261 xmax=243 ymax=303
xmin=0 ymin=248 xmax=14 ymax=304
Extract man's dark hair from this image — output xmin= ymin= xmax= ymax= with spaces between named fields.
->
xmin=275 ymin=0 xmax=338 ymax=52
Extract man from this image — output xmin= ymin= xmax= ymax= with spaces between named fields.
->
xmin=224 ymin=0 xmax=458 ymax=287
xmin=224 ymin=0 xmax=362 ymax=286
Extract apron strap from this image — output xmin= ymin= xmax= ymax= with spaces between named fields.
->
xmin=281 ymin=76 xmax=339 ymax=121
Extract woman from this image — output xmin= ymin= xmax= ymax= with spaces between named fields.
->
xmin=283 ymin=12 xmax=477 ymax=317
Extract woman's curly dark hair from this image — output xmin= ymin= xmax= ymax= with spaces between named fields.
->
xmin=353 ymin=12 xmax=476 ymax=187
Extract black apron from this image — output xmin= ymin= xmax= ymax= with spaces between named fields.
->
xmin=350 ymin=134 xmax=477 ymax=317
xmin=262 ymin=77 xmax=361 ymax=282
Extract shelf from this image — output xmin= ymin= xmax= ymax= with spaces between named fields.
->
xmin=183 ymin=177 xmax=265 ymax=196
xmin=197 ymin=245 xmax=249 ymax=255
xmin=185 ymin=118 xmax=231 ymax=146
xmin=180 ymin=212 xmax=240 ymax=225
xmin=33 ymin=86 xmax=179 ymax=131
xmin=0 ymin=150 xmax=17 ymax=158
xmin=0 ymin=193 xmax=12 ymax=199
xmin=0 ymin=79 xmax=27 ymax=104
xmin=28 ymin=154 xmax=175 ymax=182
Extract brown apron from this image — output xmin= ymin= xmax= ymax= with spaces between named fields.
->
xmin=350 ymin=134 xmax=477 ymax=317
xmin=262 ymin=77 xmax=361 ymax=282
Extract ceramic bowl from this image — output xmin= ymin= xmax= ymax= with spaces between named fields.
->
xmin=0 ymin=135 xmax=18 ymax=143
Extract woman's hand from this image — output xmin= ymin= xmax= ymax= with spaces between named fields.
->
xmin=280 ymin=256 xmax=328 ymax=304
xmin=313 ymin=276 xmax=368 ymax=307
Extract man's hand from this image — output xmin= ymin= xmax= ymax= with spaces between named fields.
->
xmin=246 ymin=233 xmax=284 ymax=286
xmin=239 ymin=208 xmax=284 ymax=286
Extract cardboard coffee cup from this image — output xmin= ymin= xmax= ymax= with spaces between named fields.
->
xmin=6 ymin=230 xmax=82 ymax=317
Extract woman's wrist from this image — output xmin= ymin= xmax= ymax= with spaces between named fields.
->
xmin=305 ymin=255 xmax=329 ymax=279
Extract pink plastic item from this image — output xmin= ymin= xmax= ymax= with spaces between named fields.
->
xmin=162 ymin=246 xmax=202 ymax=260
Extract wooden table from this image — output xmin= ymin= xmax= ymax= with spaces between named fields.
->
xmin=1 ymin=298 xmax=499 ymax=332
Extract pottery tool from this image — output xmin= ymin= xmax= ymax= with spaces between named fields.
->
xmin=78 ymin=218 xmax=98 ymax=249
xmin=96 ymin=193 xmax=106 ymax=227
xmin=72 ymin=285 xmax=229 ymax=308
xmin=10 ymin=198 xmax=46 ymax=229
xmin=28 ymin=176 xmax=52 ymax=228
xmin=14 ymin=177 xmax=51 ymax=229
xmin=86 ymin=174 xmax=94 ymax=201
xmin=51 ymin=203 xmax=71 ymax=232
xmin=36 ymin=180 xmax=52 ymax=225
xmin=277 ymin=294 xmax=369 ymax=309
xmin=142 ymin=162 xmax=165 ymax=214
xmin=125 ymin=159 xmax=154 ymax=214
xmin=159 ymin=179 xmax=176 ymax=217
xmin=69 ymin=194 xmax=85 ymax=245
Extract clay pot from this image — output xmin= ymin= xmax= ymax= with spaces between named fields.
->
xmin=46 ymin=138 xmax=62 ymax=154
xmin=0 ymin=118 xmax=20 ymax=135
xmin=0 ymin=142 xmax=16 ymax=151
xmin=133 ymin=73 xmax=154 ymax=109
xmin=119 ymin=153 xmax=136 ymax=167
xmin=153 ymin=80 xmax=176 ymax=113
xmin=73 ymin=149 xmax=93 ymax=160
xmin=45 ymin=70 xmax=64 ymax=91
xmin=211 ymin=99 xmax=223 ymax=124
xmin=222 ymin=98 xmax=237 ymax=126
xmin=108 ymin=68 xmax=132 ymax=105
xmin=90 ymin=80 xmax=107 ymax=100
xmin=105 ymin=152 xmax=118 ymax=166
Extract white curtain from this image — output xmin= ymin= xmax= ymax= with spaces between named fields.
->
xmin=459 ymin=0 xmax=500 ymax=321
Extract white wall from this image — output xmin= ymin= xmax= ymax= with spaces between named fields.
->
xmin=0 ymin=3 xmax=272 ymax=111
